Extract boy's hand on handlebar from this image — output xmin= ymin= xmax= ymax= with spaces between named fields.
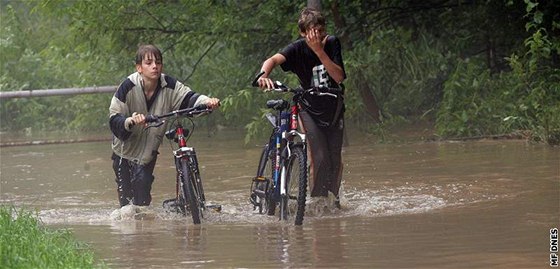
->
xmin=131 ymin=112 xmax=146 ymax=125
xmin=206 ymin=98 xmax=221 ymax=109
xmin=125 ymin=112 xmax=146 ymax=129
xmin=257 ymin=77 xmax=275 ymax=91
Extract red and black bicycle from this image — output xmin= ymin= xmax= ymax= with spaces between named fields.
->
xmin=145 ymin=105 xmax=219 ymax=224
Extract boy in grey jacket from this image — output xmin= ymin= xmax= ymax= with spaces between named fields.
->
xmin=109 ymin=44 xmax=220 ymax=207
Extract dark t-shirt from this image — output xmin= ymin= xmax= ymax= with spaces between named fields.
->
xmin=279 ymin=36 xmax=346 ymax=127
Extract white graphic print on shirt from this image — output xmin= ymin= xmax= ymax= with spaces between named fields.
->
xmin=312 ymin=64 xmax=329 ymax=87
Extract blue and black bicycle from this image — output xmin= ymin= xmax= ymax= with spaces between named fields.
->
xmin=249 ymin=72 xmax=341 ymax=225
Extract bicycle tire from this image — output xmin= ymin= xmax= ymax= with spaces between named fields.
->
xmin=178 ymin=158 xmax=202 ymax=224
xmin=255 ymin=144 xmax=276 ymax=215
xmin=189 ymin=152 xmax=207 ymax=205
xmin=282 ymin=144 xmax=307 ymax=225
xmin=171 ymin=167 xmax=187 ymax=215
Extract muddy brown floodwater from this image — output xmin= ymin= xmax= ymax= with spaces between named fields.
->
xmin=1 ymin=132 xmax=558 ymax=268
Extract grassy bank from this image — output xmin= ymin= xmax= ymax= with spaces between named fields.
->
xmin=0 ymin=206 xmax=105 ymax=269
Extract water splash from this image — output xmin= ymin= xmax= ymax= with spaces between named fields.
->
xmin=110 ymin=205 xmax=158 ymax=221
xmin=34 ymin=181 xmax=497 ymax=225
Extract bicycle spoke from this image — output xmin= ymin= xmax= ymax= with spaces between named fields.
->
xmin=284 ymin=145 xmax=307 ymax=225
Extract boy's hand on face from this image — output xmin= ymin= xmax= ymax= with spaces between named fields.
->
xmin=305 ymin=28 xmax=327 ymax=54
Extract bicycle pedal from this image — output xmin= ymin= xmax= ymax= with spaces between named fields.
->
xmin=253 ymin=189 xmax=266 ymax=196
xmin=250 ymin=194 xmax=258 ymax=205
xmin=206 ymin=204 xmax=222 ymax=213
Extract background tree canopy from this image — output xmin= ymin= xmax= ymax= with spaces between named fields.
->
xmin=1 ymin=0 xmax=558 ymax=144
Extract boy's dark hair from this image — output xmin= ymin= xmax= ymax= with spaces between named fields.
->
xmin=135 ymin=44 xmax=163 ymax=64
xmin=298 ymin=7 xmax=325 ymax=33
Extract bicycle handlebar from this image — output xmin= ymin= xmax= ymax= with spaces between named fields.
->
xmin=252 ymin=71 xmax=342 ymax=97
xmin=145 ymin=104 xmax=213 ymax=124
xmin=251 ymin=71 xmax=265 ymax=87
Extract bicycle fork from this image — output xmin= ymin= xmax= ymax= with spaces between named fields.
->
xmin=279 ymin=143 xmax=290 ymax=221
xmin=174 ymin=147 xmax=204 ymax=204
xmin=275 ymin=134 xmax=283 ymax=199
xmin=278 ymin=105 xmax=304 ymax=221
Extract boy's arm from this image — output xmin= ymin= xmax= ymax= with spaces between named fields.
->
xmin=109 ymin=96 xmax=134 ymax=140
xmin=192 ymin=95 xmax=220 ymax=109
xmin=174 ymin=81 xmax=220 ymax=110
xmin=314 ymin=48 xmax=345 ymax=84
xmin=257 ymin=53 xmax=286 ymax=89
xmin=109 ymin=80 xmax=140 ymax=140
xmin=307 ymin=33 xmax=345 ymax=84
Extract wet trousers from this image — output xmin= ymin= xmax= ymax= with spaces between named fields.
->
xmin=112 ymin=154 xmax=157 ymax=207
xmin=299 ymin=111 xmax=344 ymax=197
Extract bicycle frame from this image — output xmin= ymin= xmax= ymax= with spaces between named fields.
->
xmin=253 ymin=89 xmax=308 ymax=223
xmin=266 ymin=103 xmax=306 ymax=202
xmin=171 ymin=121 xmax=206 ymax=208
xmin=250 ymin=71 xmax=341 ymax=224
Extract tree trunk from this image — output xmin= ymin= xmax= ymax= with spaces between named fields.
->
xmin=307 ymin=0 xmax=321 ymax=10
xmin=329 ymin=1 xmax=380 ymax=123
xmin=356 ymin=71 xmax=382 ymax=123
xmin=330 ymin=0 xmax=352 ymax=49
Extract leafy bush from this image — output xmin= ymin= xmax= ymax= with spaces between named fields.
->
xmin=435 ymin=1 xmax=560 ymax=145
xmin=344 ymin=28 xmax=450 ymax=127
xmin=1 ymin=0 xmax=558 ymax=145
xmin=0 ymin=206 xmax=105 ymax=269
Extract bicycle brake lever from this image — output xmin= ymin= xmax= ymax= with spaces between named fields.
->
xmin=314 ymin=92 xmax=337 ymax=98
xmin=145 ymin=121 xmax=165 ymax=129
xmin=273 ymin=81 xmax=289 ymax=92
xmin=252 ymin=71 xmax=265 ymax=87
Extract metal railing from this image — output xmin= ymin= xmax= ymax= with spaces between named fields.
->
xmin=0 ymin=86 xmax=117 ymax=99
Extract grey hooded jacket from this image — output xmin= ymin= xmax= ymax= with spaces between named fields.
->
xmin=109 ymin=72 xmax=209 ymax=165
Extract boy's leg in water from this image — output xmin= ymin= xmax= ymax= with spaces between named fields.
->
xmin=327 ymin=117 xmax=344 ymax=209
xmin=327 ymin=117 xmax=344 ymax=197
xmin=113 ymin=157 xmax=133 ymax=207
xmin=300 ymin=111 xmax=330 ymax=197
xmin=130 ymin=156 xmax=157 ymax=206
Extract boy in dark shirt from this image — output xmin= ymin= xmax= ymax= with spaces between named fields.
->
xmin=256 ymin=8 xmax=346 ymax=207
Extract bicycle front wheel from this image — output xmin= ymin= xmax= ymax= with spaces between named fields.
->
xmin=255 ymin=144 xmax=276 ymax=215
xmin=178 ymin=158 xmax=202 ymax=224
xmin=282 ymin=144 xmax=307 ymax=225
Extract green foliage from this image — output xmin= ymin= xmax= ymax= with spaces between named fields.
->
xmin=0 ymin=1 xmax=123 ymax=132
xmin=0 ymin=206 xmax=105 ymax=269
xmin=435 ymin=0 xmax=560 ymax=144
xmin=344 ymin=28 xmax=450 ymax=124
xmin=437 ymin=59 xmax=505 ymax=137
xmin=1 ymin=0 xmax=558 ymax=145
xmin=436 ymin=53 xmax=559 ymax=142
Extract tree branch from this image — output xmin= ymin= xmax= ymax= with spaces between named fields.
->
xmin=185 ymin=40 xmax=218 ymax=82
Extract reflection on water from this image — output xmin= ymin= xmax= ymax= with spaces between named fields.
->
xmin=1 ymin=133 xmax=558 ymax=268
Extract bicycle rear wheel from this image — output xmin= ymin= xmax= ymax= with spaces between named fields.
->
xmin=177 ymin=158 xmax=202 ymax=224
xmin=281 ymin=144 xmax=307 ymax=225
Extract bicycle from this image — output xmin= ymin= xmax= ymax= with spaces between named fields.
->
xmin=144 ymin=105 xmax=220 ymax=224
xmin=249 ymin=71 xmax=342 ymax=225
